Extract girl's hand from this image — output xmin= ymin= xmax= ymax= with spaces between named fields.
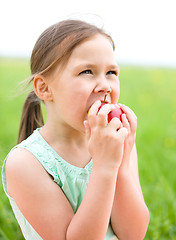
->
xmin=84 ymin=101 xmax=128 ymax=170
xmin=119 ymin=104 xmax=137 ymax=167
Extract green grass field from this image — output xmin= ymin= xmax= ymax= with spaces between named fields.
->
xmin=0 ymin=58 xmax=176 ymax=239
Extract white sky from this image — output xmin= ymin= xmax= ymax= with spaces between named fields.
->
xmin=0 ymin=0 xmax=176 ymax=67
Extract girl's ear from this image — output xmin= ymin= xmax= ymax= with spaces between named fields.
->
xmin=33 ymin=75 xmax=53 ymax=101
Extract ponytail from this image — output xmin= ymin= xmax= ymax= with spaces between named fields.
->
xmin=17 ymin=91 xmax=44 ymax=144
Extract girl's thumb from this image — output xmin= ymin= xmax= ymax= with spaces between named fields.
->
xmin=84 ymin=120 xmax=91 ymax=140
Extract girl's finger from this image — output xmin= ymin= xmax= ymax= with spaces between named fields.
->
xmin=108 ymin=117 xmax=122 ymax=131
xmin=97 ymin=104 xmax=115 ymax=127
xmin=88 ymin=100 xmax=101 ymax=116
xmin=119 ymin=104 xmax=137 ymax=133
xmin=84 ymin=120 xmax=91 ymax=140
xmin=121 ymin=113 xmax=130 ymax=133
xmin=119 ymin=104 xmax=137 ymax=120
xmin=117 ymin=127 xmax=129 ymax=141
xmin=87 ymin=100 xmax=101 ymax=126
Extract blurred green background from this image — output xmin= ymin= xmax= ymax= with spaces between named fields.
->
xmin=0 ymin=58 xmax=176 ymax=239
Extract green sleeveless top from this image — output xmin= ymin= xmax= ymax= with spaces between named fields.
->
xmin=2 ymin=128 xmax=118 ymax=240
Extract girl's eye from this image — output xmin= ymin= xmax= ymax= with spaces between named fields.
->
xmin=79 ymin=69 xmax=92 ymax=75
xmin=107 ymin=70 xmax=118 ymax=76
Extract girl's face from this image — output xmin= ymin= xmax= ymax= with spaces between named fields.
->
xmin=48 ymin=34 xmax=120 ymax=132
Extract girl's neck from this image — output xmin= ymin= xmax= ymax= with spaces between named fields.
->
xmin=40 ymin=121 xmax=86 ymax=147
xmin=39 ymin=122 xmax=91 ymax=168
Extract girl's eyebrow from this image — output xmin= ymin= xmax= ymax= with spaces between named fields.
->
xmin=108 ymin=65 xmax=120 ymax=72
xmin=75 ymin=63 xmax=120 ymax=73
xmin=74 ymin=63 xmax=96 ymax=70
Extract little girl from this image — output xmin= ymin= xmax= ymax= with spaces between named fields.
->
xmin=2 ymin=19 xmax=149 ymax=240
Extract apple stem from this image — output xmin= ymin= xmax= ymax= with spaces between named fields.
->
xmin=103 ymin=94 xmax=107 ymax=103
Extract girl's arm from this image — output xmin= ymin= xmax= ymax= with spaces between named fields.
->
xmin=6 ymin=147 xmax=118 ymax=240
xmin=6 ymin=148 xmax=74 ymax=240
xmin=111 ymin=145 xmax=149 ymax=240
xmin=111 ymin=105 xmax=150 ymax=240
xmin=6 ymin=101 xmax=128 ymax=240
xmin=67 ymin=101 xmax=129 ymax=240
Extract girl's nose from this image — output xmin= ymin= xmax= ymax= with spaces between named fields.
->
xmin=94 ymin=78 xmax=112 ymax=94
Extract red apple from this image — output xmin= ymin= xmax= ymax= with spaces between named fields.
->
xmin=99 ymin=103 xmax=123 ymax=122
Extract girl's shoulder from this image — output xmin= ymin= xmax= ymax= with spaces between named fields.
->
xmin=4 ymin=128 xmax=61 ymax=198
xmin=5 ymin=128 xmax=54 ymax=179
xmin=6 ymin=146 xmax=39 ymax=173
xmin=5 ymin=129 xmax=44 ymax=189
xmin=5 ymin=146 xmax=47 ymax=197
